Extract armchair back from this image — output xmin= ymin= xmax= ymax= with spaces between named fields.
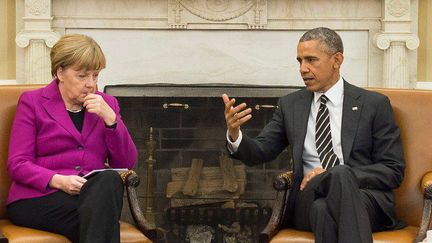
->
xmin=370 ymin=88 xmax=432 ymax=226
xmin=0 ymin=85 xmax=44 ymax=219
xmin=0 ymin=84 xmax=154 ymax=243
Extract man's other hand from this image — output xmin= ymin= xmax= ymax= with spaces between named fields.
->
xmin=300 ymin=167 xmax=326 ymax=191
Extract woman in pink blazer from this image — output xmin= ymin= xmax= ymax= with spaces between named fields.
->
xmin=7 ymin=34 xmax=137 ymax=243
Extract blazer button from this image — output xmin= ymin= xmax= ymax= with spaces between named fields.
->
xmin=78 ymin=145 xmax=84 ymax=150
xmin=75 ymin=166 xmax=81 ymax=171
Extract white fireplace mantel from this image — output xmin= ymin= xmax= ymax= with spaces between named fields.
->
xmin=16 ymin=0 xmax=419 ymax=89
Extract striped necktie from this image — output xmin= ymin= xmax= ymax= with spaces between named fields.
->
xmin=315 ymin=95 xmax=340 ymax=170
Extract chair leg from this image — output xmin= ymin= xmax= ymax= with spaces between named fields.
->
xmin=415 ymin=198 xmax=432 ymax=243
xmin=259 ymin=190 xmax=288 ymax=243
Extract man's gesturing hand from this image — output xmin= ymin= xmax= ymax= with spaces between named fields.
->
xmin=222 ymin=94 xmax=252 ymax=142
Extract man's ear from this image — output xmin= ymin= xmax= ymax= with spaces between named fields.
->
xmin=333 ymin=52 xmax=344 ymax=69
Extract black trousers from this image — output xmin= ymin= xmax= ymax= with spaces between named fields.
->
xmin=7 ymin=170 xmax=124 ymax=243
xmin=293 ymin=165 xmax=385 ymax=243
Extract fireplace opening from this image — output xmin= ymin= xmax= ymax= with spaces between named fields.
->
xmin=105 ymin=84 xmax=300 ymax=242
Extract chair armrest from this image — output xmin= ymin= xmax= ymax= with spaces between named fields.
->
xmin=421 ymin=171 xmax=432 ymax=198
xmin=120 ymin=170 xmax=158 ymax=242
xmin=415 ymin=171 xmax=432 ymax=243
xmin=273 ymin=171 xmax=294 ymax=191
xmin=0 ymin=232 xmax=7 ymax=243
xmin=259 ymin=171 xmax=294 ymax=243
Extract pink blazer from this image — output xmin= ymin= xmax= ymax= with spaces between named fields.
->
xmin=7 ymin=80 xmax=137 ymax=204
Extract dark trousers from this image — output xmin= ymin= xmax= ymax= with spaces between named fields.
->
xmin=7 ymin=170 xmax=124 ymax=243
xmin=293 ymin=165 xmax=384 ymax=243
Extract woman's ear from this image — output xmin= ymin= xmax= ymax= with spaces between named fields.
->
xmin=56 ymin=67 xmax=64 ymax=82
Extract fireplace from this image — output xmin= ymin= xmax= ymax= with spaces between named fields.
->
xmin=105 ymin=84 xmax=299 ymax=242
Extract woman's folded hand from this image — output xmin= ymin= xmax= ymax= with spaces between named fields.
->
xmin=49 ymin=174 xmax=87 ymax=195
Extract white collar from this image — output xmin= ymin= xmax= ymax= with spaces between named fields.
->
xmin=314 ymin=76 xmax=344 ymax=106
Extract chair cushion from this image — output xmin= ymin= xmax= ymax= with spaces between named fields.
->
xmin=373 ymin=226 xmax=418 ymax=243
xmin=119 ymin=221 xmax=152 ymax=243
xmin=0 ymin=219 xmax=151 ymax=243
xmin=0 ymin=219 xmax=69 ymax=243
xmin=270 ymin=229 xmax=314 ymax=243
xmin=270 ymin=226 xmax=418 ymax=243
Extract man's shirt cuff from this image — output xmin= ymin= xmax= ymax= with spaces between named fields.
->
xmin=226 ymin=130 xmax=243 ymax=154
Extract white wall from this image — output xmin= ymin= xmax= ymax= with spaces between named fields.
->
xmin=69 ymin=29 xmax=368 ymax=90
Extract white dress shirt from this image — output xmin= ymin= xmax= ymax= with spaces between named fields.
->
xmin=302 ymin=77 xmax=344 ymax=174
xmin=227 ymin=77 xmax=345 ymax=174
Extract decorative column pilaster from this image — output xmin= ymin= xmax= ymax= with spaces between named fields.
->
xmin=374 ymin=0 xmax=419 ymax=88
xmin=375 ymin=33 xmax=419 ymax=88
xmin=16 ymin=0 xmax=60 ymax=84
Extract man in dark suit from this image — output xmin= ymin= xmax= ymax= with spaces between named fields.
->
xmin=222 ymin=27 xmax=405 ymax=243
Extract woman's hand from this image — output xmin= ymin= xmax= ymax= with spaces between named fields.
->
xmin=83 ymin=93 xmax=116 ymax=126
xmin=49 ymin=174 xmax=87 ymax=195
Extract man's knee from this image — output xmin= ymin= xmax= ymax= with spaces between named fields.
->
xmin=326 ymin=165 xmax=356 ymax=182
xmin=315 ymin=165 xmax=359 ymax=196
xmin=311 ymin=198 xmax=327 ymax=215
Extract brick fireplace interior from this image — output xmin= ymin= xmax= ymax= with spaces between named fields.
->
xmin=106 ymin=84 xmax=299 ymax=242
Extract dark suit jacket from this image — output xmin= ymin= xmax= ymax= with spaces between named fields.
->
xmin=232 ymin=81 xmax=405 ymax=229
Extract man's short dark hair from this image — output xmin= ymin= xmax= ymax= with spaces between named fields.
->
xmin=299 ymin=27 xmax=344 ymax=55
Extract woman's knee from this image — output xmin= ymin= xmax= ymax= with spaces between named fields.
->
xmin=82 ymin=170 xmax=124 ymax=196
xmin=97 ymin=170 xmax=123 ymax=184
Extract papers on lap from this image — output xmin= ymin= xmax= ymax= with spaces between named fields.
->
xmin=82 ymin=168 xmax=128 ymax=179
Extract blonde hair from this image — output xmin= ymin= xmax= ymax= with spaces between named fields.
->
xmin=50 ymin=34 xmax=106 ymax=77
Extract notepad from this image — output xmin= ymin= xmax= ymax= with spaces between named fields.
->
xmin=82 ymin=168 xmax=128 ymax=179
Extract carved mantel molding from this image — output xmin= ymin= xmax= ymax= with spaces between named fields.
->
xmin=387 ymin=0 xmax=410 ymax=17
xmin=25 ymin=0 xmax=49 ymax=17
xmin=168 ymin=0 xmax=267 ymax=29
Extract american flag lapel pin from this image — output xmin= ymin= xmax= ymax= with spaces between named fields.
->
xmin=352 ymin=106 xmax=358 ymax=111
